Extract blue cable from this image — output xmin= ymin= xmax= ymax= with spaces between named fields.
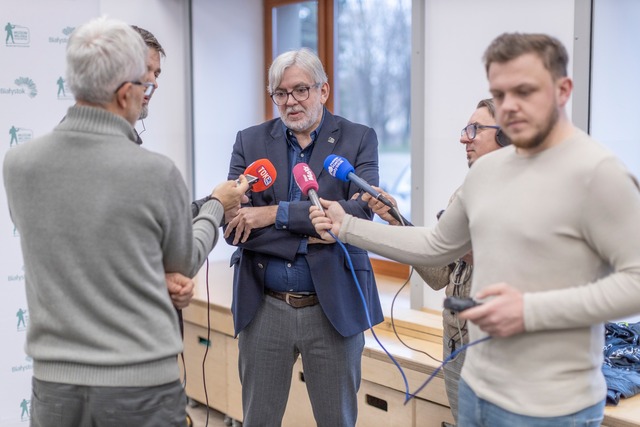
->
xmin=404 ymin=336 xmax=491 ymax=403
xmin=327 ymin=230 xmax=491 ymax=404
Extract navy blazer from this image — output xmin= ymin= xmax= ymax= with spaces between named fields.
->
xmin=225 ymin=110 xmax=384 ymax=338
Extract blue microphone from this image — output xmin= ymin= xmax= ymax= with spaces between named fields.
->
xmin=324 ymin=154 xmax=413 ymax=226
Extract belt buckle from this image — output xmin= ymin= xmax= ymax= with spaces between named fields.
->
xmin=285 ymin=293 xmax=300 ymax=306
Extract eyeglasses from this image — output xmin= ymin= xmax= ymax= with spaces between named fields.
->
xmin=270 ymin=83 xmax=321 ymax=106
xmin=461 ymin=123 xmax=500 ymax=140
xmin=114 ymin=81 xmax=155 ymax=97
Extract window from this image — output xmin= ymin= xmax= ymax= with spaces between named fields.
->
xmin=264 ymin=0 xmax=412 ymax=222
xmin=334 ymin=0 xmax=412 ymax=222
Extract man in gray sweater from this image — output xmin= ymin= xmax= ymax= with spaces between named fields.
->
xmin=3 ymin=17 xmax=248 ymax=426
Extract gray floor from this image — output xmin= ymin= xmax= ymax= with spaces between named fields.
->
xmin=186 ymin=400 xmax=241 ymax=427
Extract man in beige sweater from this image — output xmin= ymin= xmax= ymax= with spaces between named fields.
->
xmin=362 ymin=98 xmax=509 ymax=425
xmin=310 ymin=33 xmax=640 ymax=426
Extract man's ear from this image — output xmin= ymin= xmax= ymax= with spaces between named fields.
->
xmin=320 ymin=82 xmax=330 ymax=104
xmin=556 ymin=76 xmax=573 ymax=108
xmin=114 ymin=82 xmax=131 ymax=109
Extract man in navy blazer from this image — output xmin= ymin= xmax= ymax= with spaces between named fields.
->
xmin=224 ymin=48 xmax=383 ymax=427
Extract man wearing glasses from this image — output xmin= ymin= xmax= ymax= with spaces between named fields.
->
xmin=128 ymin=25 xmax=196 ymax=312
xmin=3 ymin=17 xmax=249 ymax=426
xmin=361 ymin=98 xmax=509 ymax=425
xmin=223 ymin=47 xmax=383 ymax=426
xmin=130 ymin=25 xmax=163 ymax=145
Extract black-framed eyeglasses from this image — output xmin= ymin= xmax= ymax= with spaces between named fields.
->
xmin=270 ymin=83 xmax=321 ymax=106
xmin=461 ymin=123 xmax=500 ymax=140
xmin=114 ymin=81 xmax=155 ymax=97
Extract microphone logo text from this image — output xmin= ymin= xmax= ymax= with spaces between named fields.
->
xmin=257 ymin=165 xmax=273 ymax=186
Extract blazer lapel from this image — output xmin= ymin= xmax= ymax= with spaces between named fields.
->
xmin=265 ymin=120 xmax=290 ymax=203
xmin=309 ymin=110 xmax=340 ymax=181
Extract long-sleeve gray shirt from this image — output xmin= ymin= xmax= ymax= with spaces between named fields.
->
xmin=3 ymin=105 xmax=223 ymax=387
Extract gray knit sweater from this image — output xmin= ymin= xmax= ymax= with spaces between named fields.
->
xmin=3 ymin=105 xmax=223 ymax=387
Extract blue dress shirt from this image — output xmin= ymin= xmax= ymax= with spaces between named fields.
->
xmin=263 ymin=114 xmax=325 ymax=293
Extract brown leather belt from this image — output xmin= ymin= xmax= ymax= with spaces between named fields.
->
xmin=265 ymin=289 xmax=319 ymax=309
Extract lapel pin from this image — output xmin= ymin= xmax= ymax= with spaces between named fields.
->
xmin=328 ymin=137 xmax=335 ymax=144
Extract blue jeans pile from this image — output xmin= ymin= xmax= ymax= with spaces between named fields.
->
xmin=602 ymin=321 xmax=640 ymax=405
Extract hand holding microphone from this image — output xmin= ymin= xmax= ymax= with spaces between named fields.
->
xmin=193 ymin=159 xmax=278 ymax=219
xmin=211 ymin=175 xmax=251 ymax=211
xmin=360 ymin=189 xmax=401 ymax=226
xmin=242 ymin=158 xmax=277 ymax=193
xmin=217 ymin=158 xmax=277 ymax=216
xmin=308 ymin=197 xmax=347 ymax=243
xmin=224 ymin=158 xmax=279 ymax=244
xmin=323 ymin=154 xmax=412 ymax=226
xmin=293 ymin=163 xmax=336 ymax=244
xmin=292 ymin=162 xmax=348 ymax=243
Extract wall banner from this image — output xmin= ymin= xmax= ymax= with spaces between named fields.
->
xmin=0 ymin=1 xmax=99 ymax=425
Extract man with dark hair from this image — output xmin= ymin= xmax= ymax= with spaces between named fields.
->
xmin=130 ymin=25 xmax=164 ymax=142
xmin=131 ymin=25 xmax=166 ymax=57
xmin=311 ymin=32 xmax=640 ymax=426
xmin=129 ymin=25 xmax=195 ymax=310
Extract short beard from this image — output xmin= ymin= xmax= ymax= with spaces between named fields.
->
xmin=513 ymin=103 xmax=558 ymax=150
xmin=281 ymin=103 xmax=323 ymax=133
xmin=138 ymin=105 xmax=149 ymax=120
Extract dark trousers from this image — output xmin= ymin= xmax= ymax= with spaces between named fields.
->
xmin=30 ymin=377 xmax=187 ymax=427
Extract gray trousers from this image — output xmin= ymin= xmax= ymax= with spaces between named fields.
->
xmin=238 ymin=295 xmax=365 ymax=427
xmin=30 ymin=377 xmax=187 ymax=427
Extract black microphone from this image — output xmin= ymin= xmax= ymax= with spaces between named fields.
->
xmin=323 ymin=154 xmax=413 ymax=226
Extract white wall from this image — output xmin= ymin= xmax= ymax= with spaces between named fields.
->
xmin=1 ymin=4 xmax=100 ymax=422
xmin=99 ymin=0 xmax=192 ymax=188
xmin=590 ymin=0 xmax=640 ymax=324
xmin=0 ymin=3 xmax=191 ymax=424
xmin=416 ymin=0 xmax=577 ymax=310
xmin=191 ymin=0 xmax=265 ymax=262
xmin=591 ymin=0 xmax=640 ymax=175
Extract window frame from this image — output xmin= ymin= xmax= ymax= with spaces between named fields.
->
xmin=263 ymin=0 xmax=334 ymax=119
xmin=263 ymin=0 xmax=415 ymax=281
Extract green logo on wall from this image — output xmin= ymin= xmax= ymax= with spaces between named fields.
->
xmin=19 ymin=398 xmax=30 ymax=421
xmin=16 ymin=308 xmax=28 ymax=331
xmin=56 ymin=76 xmax=72 ymax=100
xmin=11 ymin=356 xmax=33 ymax=374
xmin=9 ymin=125 xmax=33 ymax=147
xmin=49 ymin=26 xmax=75 ymax=45
xmin=0 ymin=77 xmax=37 ymax=98
xmin=5 ymin=22 xmax=30 ymax=47
xmin=15 ymin=77 xmax=37 ymax=98
xmin=15 ymin=77 xmax=38 ymax=98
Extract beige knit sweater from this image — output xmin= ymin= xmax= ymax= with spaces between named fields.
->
xmin=339 ymin=129 xmax=640 ymax=417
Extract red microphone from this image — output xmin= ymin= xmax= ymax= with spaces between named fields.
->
xmin=292 ymin=163 xmax=323 ymax=211
xmin=243 ymin=158 xmax=277 ymax=192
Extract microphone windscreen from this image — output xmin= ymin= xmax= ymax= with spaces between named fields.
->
xmin=292 ymin=163 xmax=319 ymax=196
xmin=245 ymin=158 xmax=277 ymax=192
xmin=323 ymin=154 xmax=353 ymax=182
